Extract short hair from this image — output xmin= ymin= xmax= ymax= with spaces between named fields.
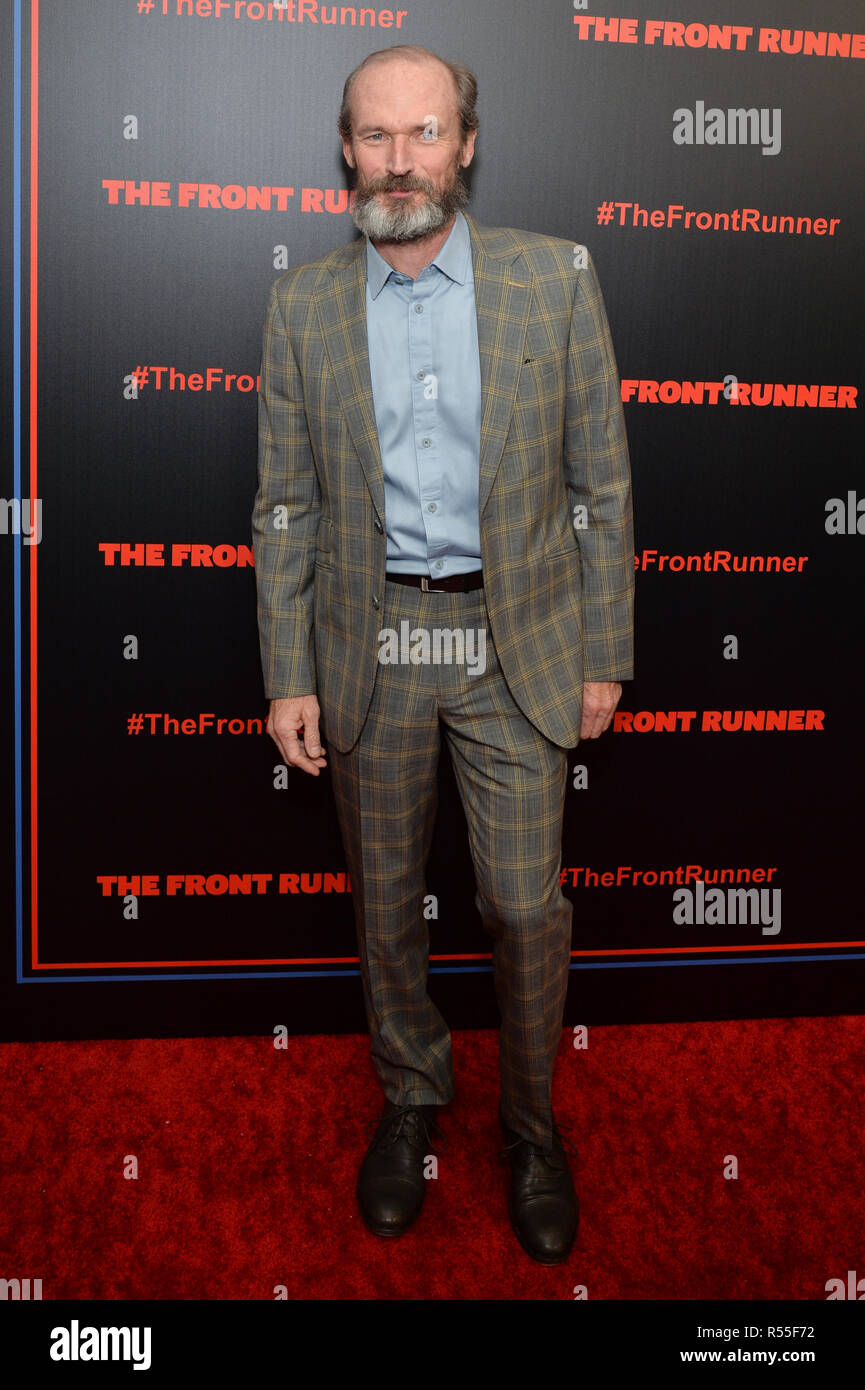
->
xmin=338 ymin=45 xmax=479 ymax=145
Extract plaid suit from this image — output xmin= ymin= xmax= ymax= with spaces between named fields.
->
xmin=253 ymin=214 xmax=634 ymax=1147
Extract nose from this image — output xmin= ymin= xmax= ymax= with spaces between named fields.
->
xmin=387 ymin=133 xmax=414 ymax=176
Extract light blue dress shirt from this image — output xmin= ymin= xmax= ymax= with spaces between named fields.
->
xmin=365 ymin=209 xmax=482 ymax=578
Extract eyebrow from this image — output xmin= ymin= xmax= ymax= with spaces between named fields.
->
xmin=355 ymin=122 xmax=444 ymax=136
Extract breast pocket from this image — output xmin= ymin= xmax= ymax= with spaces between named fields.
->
xmin=520 ymin=353 xmax=564 ymax=406
xmin=524 ymin=353 xmax=561 ymax=378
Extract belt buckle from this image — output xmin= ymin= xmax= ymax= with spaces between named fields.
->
xmin=420 ymin=575 xmax=440 ymax=592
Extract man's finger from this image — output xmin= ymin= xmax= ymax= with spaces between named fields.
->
xmin=580 ymin=706 xmax=615 ymax=739
xmin=282 ymin=727 xmax=327 ymax=776
xmin=301 ymin=722 xmax=322 ymax=757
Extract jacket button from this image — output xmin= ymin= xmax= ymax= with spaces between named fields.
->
xmin=374 ymin=517 xmax=383 ymax=533
xmin=372 ymin=594 xmax=380 ymax=609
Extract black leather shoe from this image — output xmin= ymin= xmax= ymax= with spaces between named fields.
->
xmin=357 ymin=1102 xmax=445 ymax=1237
xmin=499 ymin=1106 xmax=579 ymax=1264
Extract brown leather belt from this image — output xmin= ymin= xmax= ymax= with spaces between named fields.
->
xmin=386 ymin=569 xmax=484 ymax=593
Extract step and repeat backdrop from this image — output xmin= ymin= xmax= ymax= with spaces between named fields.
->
xmin=4 ymin=0 xmax=863 ymax=1040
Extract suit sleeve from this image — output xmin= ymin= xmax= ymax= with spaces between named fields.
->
xmin=252 ymin=280 xmax=321 ymax=700
xmin=563 ymin=252 xmax=635 ymax=682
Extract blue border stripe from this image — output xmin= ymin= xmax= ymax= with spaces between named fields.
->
xmin=13 ymin=0 xmax=24 ymax=983
xmin=15 ymin=951 xmax=865 ymax=983
xmin=11 ymin=5 xmax=864 ymax=994
xmin=563 ymin=952 xmax=865 ymax=970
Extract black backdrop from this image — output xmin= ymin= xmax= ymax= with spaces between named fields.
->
xmin=2 ymin=0 xmax=863 ymax=1042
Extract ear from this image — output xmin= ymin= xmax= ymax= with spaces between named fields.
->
xmin=459 ymin=129 xmax=477 ymax=168
xmin=341 ymin=135 xmax=356 ymax=170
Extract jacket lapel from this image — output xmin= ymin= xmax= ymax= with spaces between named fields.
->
xmin=463 ymin=213 xmax=532 ymax=516
xmin=315 ymin=239 xmax=386 ymax=519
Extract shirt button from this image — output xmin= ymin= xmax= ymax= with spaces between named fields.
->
xmin=434 ymin=560 xmax=444 ymax=570
xmin=427 ymin=503 xmax=437 ymax=512
xmin=421 ymin=438 xmax=431 ymax=448
xmin=416 ymin=371 xmax=425 ymax=380
xmin=414 ymin=304 xmax=424 ymax=314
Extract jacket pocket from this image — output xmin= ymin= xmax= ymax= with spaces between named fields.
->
xmin=524 ymin=352 xmax=561 ymax=377
xmin=544 ymin=529 xmax=581 ymax=560
xmin=315 ymin=517 xmax=334 ymax=570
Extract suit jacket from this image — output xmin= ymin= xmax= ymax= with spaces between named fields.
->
xmin=252 ymin=212 xmax=634 ymax=753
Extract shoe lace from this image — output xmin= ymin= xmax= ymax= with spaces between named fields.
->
xmin=498 ymin=1118 xmax=579 ymax=1164
xmin=366 ymin=1104 xmax=450 ymax=1154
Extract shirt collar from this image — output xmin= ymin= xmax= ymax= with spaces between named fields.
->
xmin=366 ymin=209 xmax=472 ymax=299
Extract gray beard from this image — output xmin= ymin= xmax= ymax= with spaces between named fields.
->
xmin=351 ymin=171 xmax=469 ymax=243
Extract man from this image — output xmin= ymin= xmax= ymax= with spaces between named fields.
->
xmin=252 ymin=44 xmax=634 ymax=1265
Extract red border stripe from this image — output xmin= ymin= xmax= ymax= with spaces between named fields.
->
xmin=24 ymin=2 xmax=864 ymax=976
xmin=29 ymin=0 xmax=39 ymax=970
xmin=30 ymin=940 xmax=865 ymax=970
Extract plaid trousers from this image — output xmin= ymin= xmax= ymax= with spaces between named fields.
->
xmin=327 ymin=577 xmax=573 ymax=1150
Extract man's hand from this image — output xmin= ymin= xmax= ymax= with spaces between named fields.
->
xmin=580 ymin=681 xmax=622 ymax=740
xmin=268 ymin=695 xmax=327 ymax=776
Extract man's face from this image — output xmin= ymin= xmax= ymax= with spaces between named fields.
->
xmin=342 ymin=57 xmax=476 ymax=242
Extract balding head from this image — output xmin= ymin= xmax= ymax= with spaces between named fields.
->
xmin=338 ymin=45 xmax=478 ymax=147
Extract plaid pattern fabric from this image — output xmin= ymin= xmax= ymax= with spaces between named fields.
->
xmin=328 ymin=580 xmax=572 ymax=1150
xmin=252 ymin=213 xmax=634 ymax=754
xmin=252 ymin=215 xmax=634 ymax=1144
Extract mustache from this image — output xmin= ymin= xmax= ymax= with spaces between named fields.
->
xmin=357 ymin=174 xmax=437 ymax=197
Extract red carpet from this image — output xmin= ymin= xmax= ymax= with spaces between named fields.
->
xmin=1 ymin=1017 xmax=862 ymax=1300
